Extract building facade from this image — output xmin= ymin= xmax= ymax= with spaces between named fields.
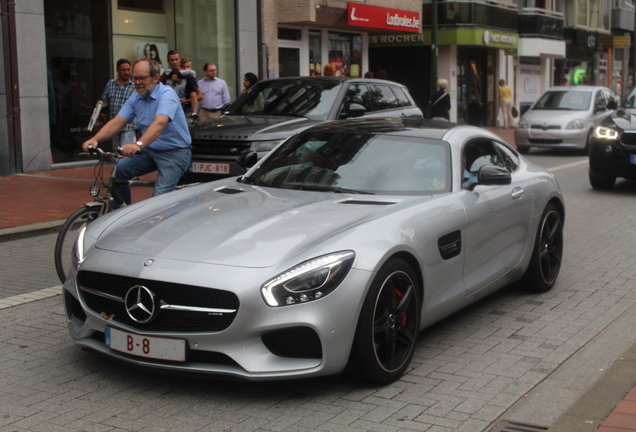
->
xmin=0 ymin=0 xmax=259 ymax=175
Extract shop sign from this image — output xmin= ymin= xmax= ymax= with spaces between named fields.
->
xmin=601 ymin=36 xmax=631 ymax=49
xmin=481 ymin=30 xmax=517 ymax=47
xmin=369 ymin=29 xmax=518 ymax=49
xmin=518 ymin=64 xmax=541 ymax=104
xmin=347 ymin=2 xmax=421 ymax=33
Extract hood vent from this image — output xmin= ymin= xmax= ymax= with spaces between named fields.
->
xmin=215 ymin=187 xmax=245 ymax=195
xmin=338 ymin=199 xmax=396 ymax=206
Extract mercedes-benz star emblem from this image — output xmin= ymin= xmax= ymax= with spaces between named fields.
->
xmin=124 ymin=285 xmax=157 ymax=323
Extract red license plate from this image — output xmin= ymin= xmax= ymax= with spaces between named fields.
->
xmin=191 ymin=162 xmax=230 ymax=174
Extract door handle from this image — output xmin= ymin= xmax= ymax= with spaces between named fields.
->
xmin=511 ymin=187 xmax=524 ymax=199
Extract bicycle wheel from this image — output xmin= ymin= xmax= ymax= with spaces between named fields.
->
xmin=54 ymin=205 xmax=103 ymax=283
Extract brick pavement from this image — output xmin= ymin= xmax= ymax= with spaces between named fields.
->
xmin=1 ymin=130 xmax=636 ymax=431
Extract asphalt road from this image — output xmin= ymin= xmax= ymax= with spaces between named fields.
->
xmin=1 ymin=154 xmax=636 ymax=432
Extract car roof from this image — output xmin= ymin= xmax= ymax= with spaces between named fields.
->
xmin=545 ymin=85 xmax=611 ymax=92
xmin=298 ymin=117 xmax=459 ymax=140
xmin=255 ymin=76 xmax=408 ymax=88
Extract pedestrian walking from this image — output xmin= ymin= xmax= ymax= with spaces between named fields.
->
xmin=99 ymin=58 xmax=138 ymax=148
xmin=198 ymin=62 xmax=231 ymax=121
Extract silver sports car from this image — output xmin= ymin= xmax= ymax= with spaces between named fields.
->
xmin=63 ymin=118 xmax=564 ymax=384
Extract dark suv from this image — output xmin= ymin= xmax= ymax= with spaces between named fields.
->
xmin=185 ymin=77 xmax=423 ymax=181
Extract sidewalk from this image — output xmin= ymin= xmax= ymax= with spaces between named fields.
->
xmin=1 ymin=127 xmax=635 ymax=432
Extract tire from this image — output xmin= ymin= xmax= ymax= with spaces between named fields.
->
xmin=580 ymin=130 xmax=593 ymax=156
xmin=347 ymin=258 xmax=421 ymax=385
xmin=589 ymin=170 xmax=616 ymax=190
xmin=523 ymin=204 xmax=563 ymax=293
xmin=54 ymin=206 xmax=102 ymax=283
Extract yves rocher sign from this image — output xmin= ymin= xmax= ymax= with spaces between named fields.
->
xmin=347 ymin=2 xmax=421 ymax=33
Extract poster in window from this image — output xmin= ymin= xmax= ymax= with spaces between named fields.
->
xmin=135 ymin=42 xmax=169 ymax=74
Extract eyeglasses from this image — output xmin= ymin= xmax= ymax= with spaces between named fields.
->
xmin=130 ymin=75 xmax=153 ymax=82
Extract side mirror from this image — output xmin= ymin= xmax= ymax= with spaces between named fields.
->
xmin=347 ymin=103 xmax=366 ymax=118
xmin=477 ymin=165 xmax=511 ymax=186
xmin=237 ymin=151 xmax=258 ymax=169
xmin=607 ymin=100 xmax=617 ymax=110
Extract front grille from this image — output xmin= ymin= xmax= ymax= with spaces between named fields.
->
xmin=191 ymin=139 xmax=251 ymax=156
xmin=528 ymin=138 xmax=563 ymax=144
xmin=530 ymin=125 xmax=560 ymax=130
xmin=77 ymin=271 xmax=239 ymax=332
xmin=621 ymin=132 xmax=636 ymax=147
xmin=262 ymin=327 xmax=323 ymax=359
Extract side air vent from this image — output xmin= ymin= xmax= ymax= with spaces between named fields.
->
xmin=438 ymin=230 xmax=461 ymax=260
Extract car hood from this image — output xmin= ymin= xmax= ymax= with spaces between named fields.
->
xmin=605 ymin=109 xmax=636 ymax=130
xmin=190 ymin=115 xmax=321 ymax=141
xmin=522 ymin=108 xmax=591 ymax=124
xmin=94 ymin=181 xmax=419 ymax=268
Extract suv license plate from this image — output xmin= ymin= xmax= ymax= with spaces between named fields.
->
xmin=191 ymin=162 xmax=230 ymax=174
xmin=105 ymin=327 xmax=186 ymax=362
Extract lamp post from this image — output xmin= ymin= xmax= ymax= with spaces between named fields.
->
xmin=431 ymin=0 xmax=439 ymax=104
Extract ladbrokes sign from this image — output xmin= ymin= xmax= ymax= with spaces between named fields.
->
xmin=347 ymin=2 xmax=421 ymax=33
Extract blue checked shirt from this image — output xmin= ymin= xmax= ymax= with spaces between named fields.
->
xmin=101 ymin=78 xmax=137 ymax=132
xmin=118 ymin=82 xmax=191 ymax=151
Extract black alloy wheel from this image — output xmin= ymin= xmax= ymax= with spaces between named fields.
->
xmin=348 ymin=258 xmax=421 ymax=384
xmin=524 ymin=203 xmax=563 ymax=292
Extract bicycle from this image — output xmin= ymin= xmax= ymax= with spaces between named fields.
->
xmin=54 ymin=147 xmax=155 ymax=283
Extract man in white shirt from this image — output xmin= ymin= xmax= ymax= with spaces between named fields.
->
xmin=198 ymin=63 xmax=230 ymax=122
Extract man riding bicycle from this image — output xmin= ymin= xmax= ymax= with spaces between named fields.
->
xmin=82 ymin=58 xmax=191 ymax=205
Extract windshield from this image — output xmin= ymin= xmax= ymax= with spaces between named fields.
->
xmin=244 ymin=130 xmax=451 ymax=196
xmin=227 ymin=79 xmax=344 ymax=120
xmin=532 ymin=90 xmax=592 ymax=111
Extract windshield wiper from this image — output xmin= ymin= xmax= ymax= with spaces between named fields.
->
xmin=297 ymin=185 xmax=374 ymax=195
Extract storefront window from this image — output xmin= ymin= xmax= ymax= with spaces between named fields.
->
xmin=45 ymin=0 xmax=110 ymax=163
xmin=327 ymin=32 xmax=362 ymax=77
xmin=309 ymin=30 xmax=322 ymax=76
xmin=45 ymin=0 xmax=236 ymax=164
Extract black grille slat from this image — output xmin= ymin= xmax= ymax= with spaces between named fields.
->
xmin=77 ymin=271 xmax=239 ymax=332
xmin=191 ymin=139 xmax=251 ymax=156
xmin=262 ymin=327 xmax=322 ymax=359
xmin=528 ymin=138 xmax=563 ymax=144
xmin=620 ymin=132 xmax=636 ymax=147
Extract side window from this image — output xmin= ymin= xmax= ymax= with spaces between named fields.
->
xmin=371 ymin=85 xmax=399 ymax=111
xmin=595 ymin=90 xmax=606 ymax=110
xmin=392 ymin=87 xmax=412 ymax=107
xmin=464 ymin=141 xmax=506 ymax=174
xmin=344 ymin=84 xmax=373 ymax=112
xmin=603 ymin=89 xmax=617 ymax=107
xmin=494 ymin=142 xmax=519 ymax=172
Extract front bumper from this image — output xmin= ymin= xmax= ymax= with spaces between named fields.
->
xmin=515 ymin=127 xmax=588 ymax=150
xmin=63 ymin=253 xmax=373 ymax=381
xmin=589 ymin=137 xmax=636 ymax=179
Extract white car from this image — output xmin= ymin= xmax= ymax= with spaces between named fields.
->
xmin=515 ymin=85 xmax=617 ymax=153
xmin=63 ymin=118 xmax=565 ymax=384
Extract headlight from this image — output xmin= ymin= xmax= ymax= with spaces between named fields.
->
xmin=261 ymin=251 xmax=355 ymax=307
xmin=71 ymin=225 xmax=89 ymax=269
xmin=566 ymin=119 xmax=585 ymax=130
xmin=250 ymin=140 xmax=284 ymax=152
xmin=594 ymin=126 xmax=619 ymax=140
xmin=518 ymin=118 xmax=527 ymax=128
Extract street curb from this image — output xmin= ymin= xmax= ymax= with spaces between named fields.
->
xmin=547 ymin=342 xmax=636 ymax=431
xmin=0 ymin=219 xmax=65 ymax=243
xmin=492 ymin=300 xmax=636 ymax=430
